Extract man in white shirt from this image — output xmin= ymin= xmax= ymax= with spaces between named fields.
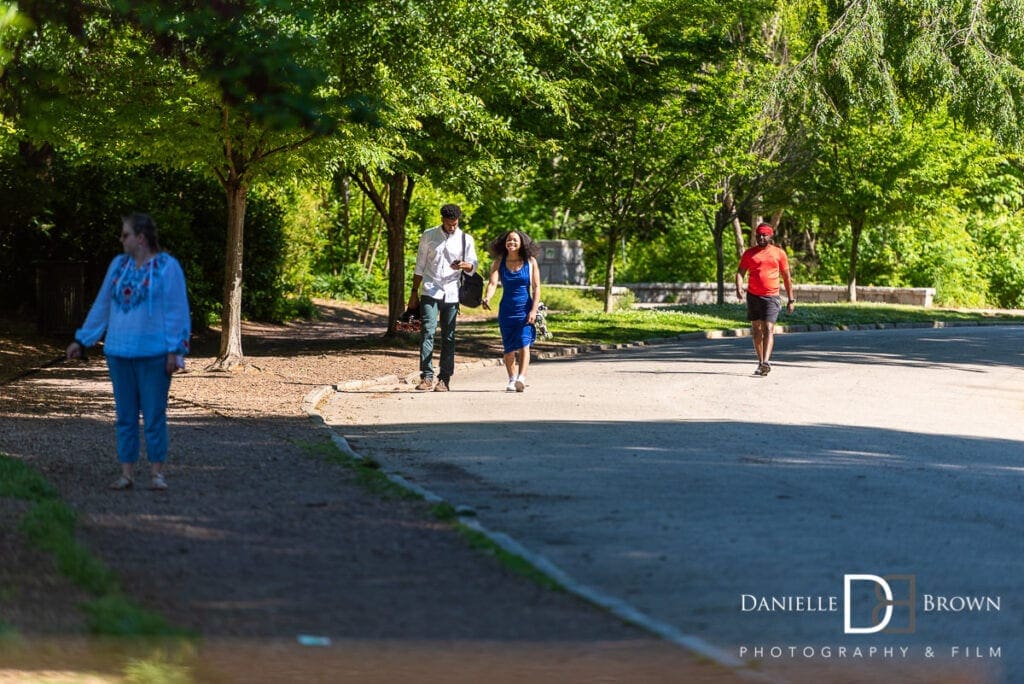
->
xmin=407 ymin=204 xmax=479 ymax=391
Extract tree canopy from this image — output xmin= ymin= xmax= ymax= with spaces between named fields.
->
xmin=3 ymin=0 xmax=1024 ymax=335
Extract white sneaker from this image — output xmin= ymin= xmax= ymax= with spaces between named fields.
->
xmin=506 ymin=379 xmax=517 ymax=392
xmin=515 ymin=377 xmax=526 ymax=392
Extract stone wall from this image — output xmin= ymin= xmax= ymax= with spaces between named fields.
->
xmin=623 ymin=282 xmax=935 ymax=307
xmin=538 ymin=240 xmax=587 ymax=285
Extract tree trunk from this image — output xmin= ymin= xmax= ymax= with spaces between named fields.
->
xmin=713 ymin=208 xmax=728 ymax=305
xmin=732 ymin=215 xmax=746 ymax=257
xmin=713 ymin=186 xmax=740 ymax=305
xmin=367 ymin=224 xmax=382 ymax=274
xmin=210 ymin=176 xmax=248 ymax=371
xmin=357 ymin=191 xmax=371 ymax=267
xmin=703 ymin=203 xmax=728 ymax=306
xmin=335 ymin=172 xmax=351 ymax=274
xmin=603 ymin=226 xmax=618 ymax=313
xmin=385 ymin=173 xmax=412 ymax=333
xmin=355 ymin=169 xmax=415 ymax=336
xmin=847 ymin=216 xmax=863 ymax=302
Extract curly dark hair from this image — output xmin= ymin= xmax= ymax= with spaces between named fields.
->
xmin=440 ymin=203 xmax=462 ymax=220
xmin=487 ymin=230 xmax=540 ymax=261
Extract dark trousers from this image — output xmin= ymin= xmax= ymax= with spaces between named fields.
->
xmin=419 ymin=296 xmax=458 ymax=381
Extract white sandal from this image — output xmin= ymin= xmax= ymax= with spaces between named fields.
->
xmin=148 ymin=473 xmax=167 ymax=491
xmin=108 ymin=476 xmax=133 ymax=490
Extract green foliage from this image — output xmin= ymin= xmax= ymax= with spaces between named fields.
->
xmin=803 ymin=212 xmax=990 ymax=307
xmin=617 ymin=214 xmax=721 ymax=284
xmin=523 ymin=285 xmax=632 ymax=313
xmin=533 ymin=0 xmax=775 ymax=310
xmin=312 ymin=264 xmax=388 ymax=303
xmin=894 ymin=216 xmax=989 ymax=308
xmin=0 ymin=153 xmax=292 ymax=324
xmin=472 ymin=176 xmax=554 ymax=241
xmin=6 ymin=0 xmax=1024 ymax=320
xmin=534 ymin=286 xmax=601 ymax=313
xmin=0 ymin=3 xmax=31 ymax=70
xmin=9 ymin=1 xmax=340 ymax=137
xmin=778 ymin=106 xmax=1008 ymax=302
xmin=775 ymin=0 xmax=1024 ymax=147
xmin=974 ymin=213 xmax=1024 ymax=309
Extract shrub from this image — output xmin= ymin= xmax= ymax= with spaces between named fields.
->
xmin=0 ymin=153 xmax=291 ymax=326
xmin=311 ymin=263 xmax=388 ymax=303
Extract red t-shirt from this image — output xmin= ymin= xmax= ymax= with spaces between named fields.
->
xmin=739 ymin=245 xmax=789 ymax=296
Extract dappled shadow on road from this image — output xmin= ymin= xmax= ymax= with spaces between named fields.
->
xmin=342 ymin=417 xmax=1024 ymax=495
xmin=339 ymin=414 xmax=1021 ymax=684
xmin=0 ymin=363 xmax=114 ymax=414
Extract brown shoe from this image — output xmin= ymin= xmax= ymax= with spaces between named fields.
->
xmin=433 ymin=379 xmax=449 ymax=392
xmin=415 ymin=378 xmax=434 ymax=391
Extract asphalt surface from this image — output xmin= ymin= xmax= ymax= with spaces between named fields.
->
xmin=321 ymin=325 xmax=1024 ymax=683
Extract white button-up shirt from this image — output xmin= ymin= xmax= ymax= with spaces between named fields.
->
xmin=414 ymin=226 xmax=479 ymax=303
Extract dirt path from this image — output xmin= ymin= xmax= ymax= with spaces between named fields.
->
xmin=0 ymin=302 xmax=740 ymax=682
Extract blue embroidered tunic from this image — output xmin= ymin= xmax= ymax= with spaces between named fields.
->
xmin=75 ymin=253 xmax=191 ymax=358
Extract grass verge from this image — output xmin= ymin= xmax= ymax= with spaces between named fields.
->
xmin=454 ymin=525 xmax=564 ymax=592
xmin=301 ymin=438 xmax=568 ymax=591
xmin=0 ymin=453 xmax=188 ymax=638
xmin=460 ymin=301 xmax=1024 ymax=346
xmin=297 ymin=438 xmax=419 ymax=501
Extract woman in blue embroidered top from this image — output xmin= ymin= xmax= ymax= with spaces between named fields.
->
xmin=482 ymin=230 xmax=541 ymax=392
xmin=66 ymin=213 xmax=191 ymax=491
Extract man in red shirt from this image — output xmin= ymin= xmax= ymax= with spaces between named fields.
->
xmin=735 ymin=223 xmax=795 ymax=376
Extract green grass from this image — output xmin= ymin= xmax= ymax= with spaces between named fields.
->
xmin=0 ymin=455 xmax=58 ymax=500
xmin=122 ymin=647 xmax=195 ymax=684
xmin=0 ymin=453 xmax=187 ymax=637
xmin=19 ymin=499 xmax=119 ymax=596
xmin=81 ymin=596 xmax=187 ymax=637
xmin=298 ymin=439 xmax=569 ymax=593
xmin=455 ymin=525 xmax=565 ymax=592
xmin=297 ymin=438 xmax=419 ymax=501
xmin=461 ymin=301 xmax=1024 ymax=347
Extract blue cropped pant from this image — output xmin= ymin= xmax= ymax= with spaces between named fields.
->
xmin=106 ymin=355 xmax=172 ymax=464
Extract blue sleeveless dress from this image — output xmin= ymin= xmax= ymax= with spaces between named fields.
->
xmin=498 ymin=257 xmax=536 ymax=353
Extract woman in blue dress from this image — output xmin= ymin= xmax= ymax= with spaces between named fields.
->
xmin=482 ymin=230 xmax=541 ymax=392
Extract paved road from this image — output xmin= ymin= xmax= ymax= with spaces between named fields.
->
xmin=321 ymin=325 xmax=1024 ymax=683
